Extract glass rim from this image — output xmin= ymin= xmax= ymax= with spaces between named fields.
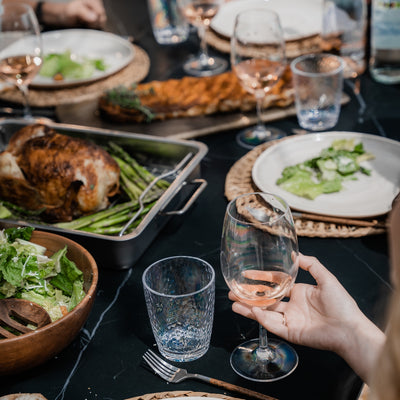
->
xmin=226 ymin=191 xmax=291 ymax=225
xmin=142 ymin=255 xmax=215 ymax=298
xmin=290 ymin=53 xmax=345 ymax=77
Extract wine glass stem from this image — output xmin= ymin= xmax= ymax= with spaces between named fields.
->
xmin=255 ymin=91 xmax=265 ymax=130
xmin=257 ymin=324 xmax=274 ymax=360
xmin=197 ymin=25 xmax=210 ymax=67
xmin=18 ymin=84 xmax=32 ymax=119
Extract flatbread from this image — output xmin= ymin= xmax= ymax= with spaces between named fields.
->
xmin=98 ymin=67 xmax=294 ymax=123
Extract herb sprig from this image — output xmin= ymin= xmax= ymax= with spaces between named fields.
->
xmin=104 ymin=84 xmax=155 ymax=122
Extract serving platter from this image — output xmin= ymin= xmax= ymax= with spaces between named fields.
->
xmin=0 ymin=119 xmax=208 ymax=269
xmin=252 ymin=132 xmax=400 ymax=218
xmin=31 ymin=29 xmax=135 ymax=88
xmin=211 ymin=0 xmax=323 ymax=42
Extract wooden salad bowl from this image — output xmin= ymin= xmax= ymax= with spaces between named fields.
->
xmin=0 ymin=230 xmax=98 ymax=375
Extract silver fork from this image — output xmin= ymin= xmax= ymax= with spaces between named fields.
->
xmin=142 ymin=349 xmax=279 ymax=400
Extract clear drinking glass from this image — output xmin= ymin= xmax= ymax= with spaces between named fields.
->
xmin=321 ymin=0 xmax=367 ymax=121
xmin=147 ymin=0 xmax=189 ymax=45
xmin=0 ymin=4 xmax=42 ymax=119
xmin=231 ymin=9 xmax=287 ymax=149
xmin=322 ymin=0 xmax=367 ymax=79
xmin=142 ymin=255 xmax=215 ymax=362
xmin=290 ymin=53 xmax=344 ymax=131
xmin=220 ymin=192 xmax=299 ymax=381
xmin=177 ymin=0 xmax=228 ymax=76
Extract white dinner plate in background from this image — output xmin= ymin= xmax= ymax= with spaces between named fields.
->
xmin=252 ymin=132 xmax=400 ymax=218
xmin=211 ymin=0 xmax=323 ymax=42
xmin=31 ymin=29 xmax=134 ymax=88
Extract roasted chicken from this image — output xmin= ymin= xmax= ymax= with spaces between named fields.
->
xmin=0 ymin=124 xmax=120 ymax=222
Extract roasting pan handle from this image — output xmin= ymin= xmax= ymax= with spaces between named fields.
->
xmin=162 ymin=178 xmax=207 ymax=216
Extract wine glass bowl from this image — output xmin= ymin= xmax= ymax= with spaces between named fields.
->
xmin=177 ymin=0 xmax=228 ymax=76
xmin=221 ymin=192 xmax=299 ymax=381
xmin=231 ymin=9 xmax=287 ymax=149
xmin=0 ymin=3 xmax=42 ymax=119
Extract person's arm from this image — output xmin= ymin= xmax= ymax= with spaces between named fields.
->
xmin=230 ymin=254 xmax=386 ymax=383
xmin=5 ymin=0 xmax=107 ymax=29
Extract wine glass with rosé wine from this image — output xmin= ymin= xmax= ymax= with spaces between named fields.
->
xmin=220 ymin=192 xmax=299 ymax=382
xmin=177 ymin=0 xmax=228 ymax=77
xmin=0 ymin=3 xmax=42 ymax=119
xmin=231 ymin=8 xmax=287 ymax=149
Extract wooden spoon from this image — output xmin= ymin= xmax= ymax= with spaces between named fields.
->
xmin=0 ymin=299 xmax=51 ymax=339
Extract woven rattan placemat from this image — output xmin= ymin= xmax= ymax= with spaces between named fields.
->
xmin=125 ymin=391 xmax=242 ymax=400
xmin=0 ymin=44 xmax=150 ymax=108
xmin=205 ymin=30 xmax=322 ymax=60
xmin=225 ymin=138 xmax=387 ymax=238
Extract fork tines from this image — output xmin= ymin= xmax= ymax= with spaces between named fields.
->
xmin=142 ymin=349 xmax=179 ymax=382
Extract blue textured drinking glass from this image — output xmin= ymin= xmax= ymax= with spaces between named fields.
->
xmin=142 ymin=256 xmax=215 ymax=362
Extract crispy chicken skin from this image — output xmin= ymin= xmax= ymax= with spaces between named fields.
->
xmin=0 ymin=124 xmax=120 ymax=222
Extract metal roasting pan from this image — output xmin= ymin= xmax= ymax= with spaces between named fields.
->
xmin=0 ymin=119 xmax=208 ymax=269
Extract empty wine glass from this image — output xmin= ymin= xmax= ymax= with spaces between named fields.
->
xmin=221 ymin=192 xmax=299 ymax=381
xmin=177 ymin=0 xmax=228 ymax=76
xmin=0 ymin=3 xmax=42 ymax=119
xmin=231 ymin=9 xmax=287 ymax=149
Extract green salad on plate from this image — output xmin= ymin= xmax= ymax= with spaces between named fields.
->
xmin=39 ymin=49 xmax=107 ymax=81
xmin=276 ymin=139 xmax=375 ymax=200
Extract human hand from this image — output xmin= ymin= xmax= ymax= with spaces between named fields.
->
xmin=229 ymin=253 xmax=367 ymax=354
xmin=64 ymin=0 xmax=107 ymax=29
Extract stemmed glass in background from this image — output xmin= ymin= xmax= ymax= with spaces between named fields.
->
xmin=231 ymin=9 xmax=287 ymax=149
xmin=177 ymin=0 xmax=227 ymax=76
xmin=220 ymin=192 xmax=299 ymax=381
xmin=0 ymin=3 xmax=42 ymax=119
xmin=321 ymin=0 xmax=367 ymax=122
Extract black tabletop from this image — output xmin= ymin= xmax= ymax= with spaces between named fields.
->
xmin=1 ymin=1 xmax=399 ymax=399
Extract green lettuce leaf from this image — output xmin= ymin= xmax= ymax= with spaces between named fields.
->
xmin=50 ymin=246 xmax=83 ymax=296
xmin=4 ymin=226 xmax=34 ymax=243
xmin=276 ymin=139 xmax=374 ymax=200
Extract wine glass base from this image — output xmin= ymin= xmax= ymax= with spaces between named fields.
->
xmin=230 ymin=338 xmax=298 ymax=382
xmin=183 ymin=55 xmax=228 ymax=77
xmin=236 ymin=125 xmax=286 ymax=150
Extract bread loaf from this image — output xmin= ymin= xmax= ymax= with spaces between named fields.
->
xmin=0 ymin=395 xmax=48 ymax=400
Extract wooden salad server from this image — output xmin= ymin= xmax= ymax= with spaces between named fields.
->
xmin=0 ymin=298 xmax=51 ymax=339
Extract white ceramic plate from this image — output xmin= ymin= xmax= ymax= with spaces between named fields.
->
xmin=252 ymin=132 xmax=400 ymax=218
xmin=32 ymin=29 xmax=134 ymax=88
xmin=211 ymin=0 xmax=323 ymax=42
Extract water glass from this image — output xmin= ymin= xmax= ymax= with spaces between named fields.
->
xmin=142 ymin=256 xmax=215 ymax=362
xmin=290 ymin=53 xmax=345 ymax=131
xmin=147 ymin=0 xmax=189 ymax=45
xmin=322 ymin=0 xmax=367 ymax=78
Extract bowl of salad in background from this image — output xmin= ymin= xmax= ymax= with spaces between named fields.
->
xmin=0 ymin=228 xmax=98 ymax=375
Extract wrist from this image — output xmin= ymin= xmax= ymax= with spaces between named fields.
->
xmin=36 ymin=2 xmax=67 ymax=27
xmin=336 ymin=313 xmax=385 ymax=383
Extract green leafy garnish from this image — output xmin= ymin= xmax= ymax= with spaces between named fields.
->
xmin=276 ymin=139 xmax=375 ymax=200
xmin=104 ymin=84 xmax=155 ymax=122
xmin=40 ymin=49 xmax=107 ymax=81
